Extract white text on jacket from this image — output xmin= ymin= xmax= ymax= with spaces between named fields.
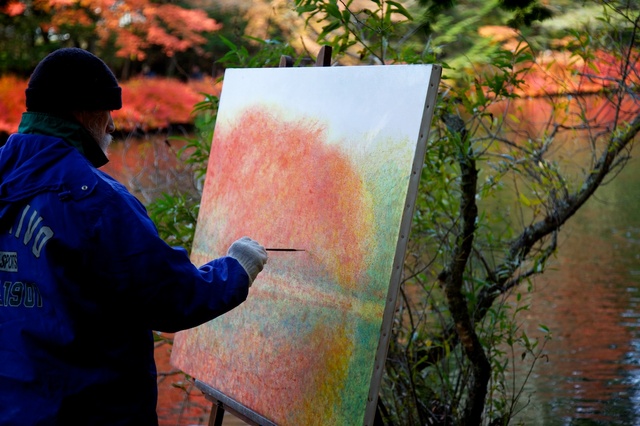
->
xmin=8 ymin=204 xmax=54 ymax=258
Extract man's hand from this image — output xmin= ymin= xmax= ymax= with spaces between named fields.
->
xmin=227 ymin=237 xmax=268 ymax=286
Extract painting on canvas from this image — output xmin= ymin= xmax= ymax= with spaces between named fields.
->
xmin=171 ymin=64 xmax=440 ymax=425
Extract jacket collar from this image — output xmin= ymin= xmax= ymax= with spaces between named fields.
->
xmin=18 ymin=112 xmax=109 ymax=168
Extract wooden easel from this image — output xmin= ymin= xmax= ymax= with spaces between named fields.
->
xmin=198 ymin=380 xmax=276 ymax=426
xmin=279 ymin=45 xmax=332 ymax=68
xmin=202 ymin=45 xmax=332 ymax=426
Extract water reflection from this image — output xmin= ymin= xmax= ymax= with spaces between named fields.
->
xmin=511 ymin=153 xmax=640 ymax=425
xmin=475 ymin=94 xmax=640 ymax=425
xmin=101 ymin=132 xmax=195 ymax=204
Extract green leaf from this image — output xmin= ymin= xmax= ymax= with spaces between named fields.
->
xmin=218 ymin=35 xmax=236 ymax=50
xmin=325 ymin=2 xmax=341 ymax=19
xmin=296 ymin=3 xmax=317 ymax=13
xmin=319 ymin=20 xmax=342 ymax=39
xmin=518 ymin=192 xmax=531 ymax=207
xmin=341 ymin=9 xmax=351 ymax=23
xmin=387 ymin=0 xmax=413 ymax=20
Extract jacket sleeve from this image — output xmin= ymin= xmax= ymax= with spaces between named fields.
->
xmin=85 ymin=180 xmax=250 ymax=333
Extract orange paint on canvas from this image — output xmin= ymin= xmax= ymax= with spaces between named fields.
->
xmin=177 ymin=105 xmax=379 ymax=424
xmin=197 ymin=105 xmax=374 ymax=291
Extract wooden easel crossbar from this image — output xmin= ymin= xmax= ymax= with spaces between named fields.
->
xmin=197 ymin=380 xmax=276 ymax=426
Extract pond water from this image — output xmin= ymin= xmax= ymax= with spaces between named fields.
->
xmin=102 ymin=94 xmax=640 ymax=425
xmin=511 ymin=140 xmax=640 ymax=425
xmin=478 ymin=96 xmax=640 ymax=426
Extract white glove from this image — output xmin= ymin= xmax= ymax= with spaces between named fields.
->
xmin=226 ymin=237 xmax=268 ymax=286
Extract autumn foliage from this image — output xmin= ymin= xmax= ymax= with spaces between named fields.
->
xmin=116 ymin=76 xmax=221 ymax=131
xmin=0 ymin=75 xmax=221 ymax=135
xmin=477 ymin=25 xmax=640 ymax=97
xmin=519 ymin=49 xmax=640 ymax=97
xmin=1 ymin=46 xmax=634 ymax=136
xmin=0 ymin=75 xmax=26 ymax=135
xmin=0 ymin=0 xmax=221 ymax=60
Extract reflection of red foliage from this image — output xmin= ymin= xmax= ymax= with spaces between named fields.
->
xmin=515 ymin=221 xmax=635 ymax=419
xmin=154 ymin=337 xmax=210 ymax=426
xmin=0 ymin=75 xmax=220 ymax=135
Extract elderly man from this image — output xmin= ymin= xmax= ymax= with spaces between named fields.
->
xmin=0 ymin=48 xmax=267 ymax=425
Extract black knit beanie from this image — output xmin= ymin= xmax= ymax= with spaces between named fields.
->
xmin=25 ymin=48 xmax=122 ymax=112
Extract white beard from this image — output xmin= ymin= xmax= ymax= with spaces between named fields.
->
xmin=98 ymin=133 xmax=113 ymax=154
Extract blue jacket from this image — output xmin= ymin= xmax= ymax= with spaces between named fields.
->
xmin=0 ymin=113 xmax=250 ymax=425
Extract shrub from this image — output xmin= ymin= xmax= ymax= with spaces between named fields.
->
xmin=0 ymin=75 xmax=221 ymax=135
xmin=0 ymin=75 xmax=26 ymax=134
xmin=116 ymin=76 xmax=221 ymax=132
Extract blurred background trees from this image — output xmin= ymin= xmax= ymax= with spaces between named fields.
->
xmin=2 ymin=1 xmax=639 ymax=424
xmin=0 ymin=0 xmax=229 ymax=79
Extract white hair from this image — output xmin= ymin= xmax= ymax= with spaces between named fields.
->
xmin=72 ymin=110 xmax=113 ymax=154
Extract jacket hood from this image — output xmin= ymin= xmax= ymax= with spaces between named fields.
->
xmin=0 ymin=114 xmax=101 ymax=228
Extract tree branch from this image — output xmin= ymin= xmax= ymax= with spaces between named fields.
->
xmin=476 ymin=112 xmax=640 ymax=318
xmin=441 ymin=113 xmax=491 ymax=424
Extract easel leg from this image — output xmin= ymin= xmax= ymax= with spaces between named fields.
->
xmin=208 ymin=400 xmax=225 ymax=426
